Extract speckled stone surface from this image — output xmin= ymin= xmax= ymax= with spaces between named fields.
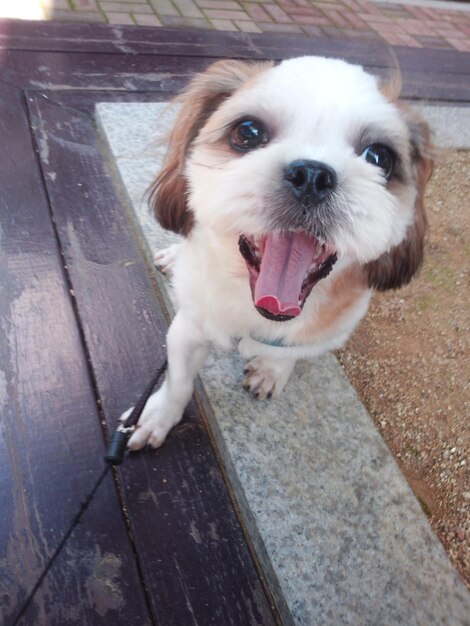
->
xmin=96 ymin=102 xmax=470 ymax=626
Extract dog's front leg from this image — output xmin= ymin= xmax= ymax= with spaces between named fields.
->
xmin=124 ymin=311 xmax=210 ymax=449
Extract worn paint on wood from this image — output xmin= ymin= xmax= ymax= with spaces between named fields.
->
xmin=0 ymin=82 xmax=152 ymax=626
xmin=28 ymin=90 xmax=280 ymax=626
xmin=0 ymin=21 xmax=469 ymax=101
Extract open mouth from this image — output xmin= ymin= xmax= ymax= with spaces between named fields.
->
xmin=239 ymin=231 xmax=337 ymax=322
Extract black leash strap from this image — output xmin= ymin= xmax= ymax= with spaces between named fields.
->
xmin=12 ymin=466 xmax=111 ymax=626
xmin=11 ymin=359 xmax=168 ymax=626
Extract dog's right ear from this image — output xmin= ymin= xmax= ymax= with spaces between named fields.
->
xmin=151 ymin=60 xmax=273 ymax=235
xmin=366 ymin=110 xmax=433 ymax=291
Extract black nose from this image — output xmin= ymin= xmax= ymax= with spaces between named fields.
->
xmin=284 ymin=159 xmax=337 ymax=202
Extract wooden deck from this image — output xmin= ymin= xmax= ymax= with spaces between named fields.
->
xmin=0 ymin=19 xmax=469 ymax=626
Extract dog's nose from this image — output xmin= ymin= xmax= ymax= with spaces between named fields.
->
xmin=284 ymin=160 xmax=337 ymax=202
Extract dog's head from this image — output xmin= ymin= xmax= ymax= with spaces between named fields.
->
xmin=152 ymin=56 xmax=433 ymax=322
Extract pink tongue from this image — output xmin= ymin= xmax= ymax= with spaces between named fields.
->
xmin=254 ymin=232 xmax=317 ymax=317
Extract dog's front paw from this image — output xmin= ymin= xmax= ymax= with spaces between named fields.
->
xmin=242 ymin=356 xmax=292 ymax=400
xmin=154 ymin=243 xmax=182 ymax=275
xmin=119 ymin=390 xmax=182 ymax=450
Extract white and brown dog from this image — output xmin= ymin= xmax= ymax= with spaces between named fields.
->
xmin=124 ymin=55 xmax=433 ymax=450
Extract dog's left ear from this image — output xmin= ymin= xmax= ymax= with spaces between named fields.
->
xmin=366 ymin=111 xmax=434 ymax=291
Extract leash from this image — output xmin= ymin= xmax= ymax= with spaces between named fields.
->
xmin=11 ymin=359 xmax=168 ymax=626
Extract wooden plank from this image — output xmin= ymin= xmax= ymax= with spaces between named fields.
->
xmin=1 ymin=49 xmax=204 ymax=91
xmin=0 ymin=20 xmax=386 ymax=59
xmin=28 ymin=91 xmax=281 ymax=626
xmin=39 ymin=90 xmax=171 ymax=116
xmin=0 ymin=82 xmax=153 ymax=626
xmin=0 ymin=20 xmax=468 ymax=78
xmin=2 ymin=45 xmax=469 ymax=102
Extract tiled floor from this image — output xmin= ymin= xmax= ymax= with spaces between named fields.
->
xmin=2 ymin=0 xmax=470 ymax=50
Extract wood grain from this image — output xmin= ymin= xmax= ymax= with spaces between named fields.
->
xmin=0 ymin=20 xmax=468 ymax=78
xmin=0 ymin=16 xmax=469 ymax=103
xmin=28 ymin=91 xmax=280 ymax=626
xmin=0 ymin=82 xmax=152 ymax=626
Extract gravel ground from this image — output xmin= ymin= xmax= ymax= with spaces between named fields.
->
xmin=338 ymin=150 xmax=470 ymax=588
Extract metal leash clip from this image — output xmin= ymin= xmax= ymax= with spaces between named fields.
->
xmin=104 ymin=423 xmax=136 ymax=465
xmin=104 ymin=358 xmax=168 ymax=466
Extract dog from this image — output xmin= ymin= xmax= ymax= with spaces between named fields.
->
xmin=123 ymin=56 xmax=433 ymax=450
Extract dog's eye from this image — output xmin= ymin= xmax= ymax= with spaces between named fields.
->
xmin=362 ymin=144 xmax=395 ymax=180
xmin=229 ymin=118 xmax=268 ymax=152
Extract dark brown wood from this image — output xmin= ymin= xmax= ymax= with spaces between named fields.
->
xmin=1 ymin=49 xmax=205 ymax=92
xmin=1 ymin=45 xmax=469 ymax=102
xmin=26 ymin=90 xmax=280 ymax=626
xmin=0 ymin=19 xmax=469 ymax=103
xmin=0 ymin=81 xmax=152 ymax=626
xmin=0 ymin=19 xmax=467 ymax=76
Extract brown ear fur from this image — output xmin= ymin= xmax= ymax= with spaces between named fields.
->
xmin=366 ymin=109 xmax=434 ymax=291
xmin=151 ymin=60 xmax=273 ymax=235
